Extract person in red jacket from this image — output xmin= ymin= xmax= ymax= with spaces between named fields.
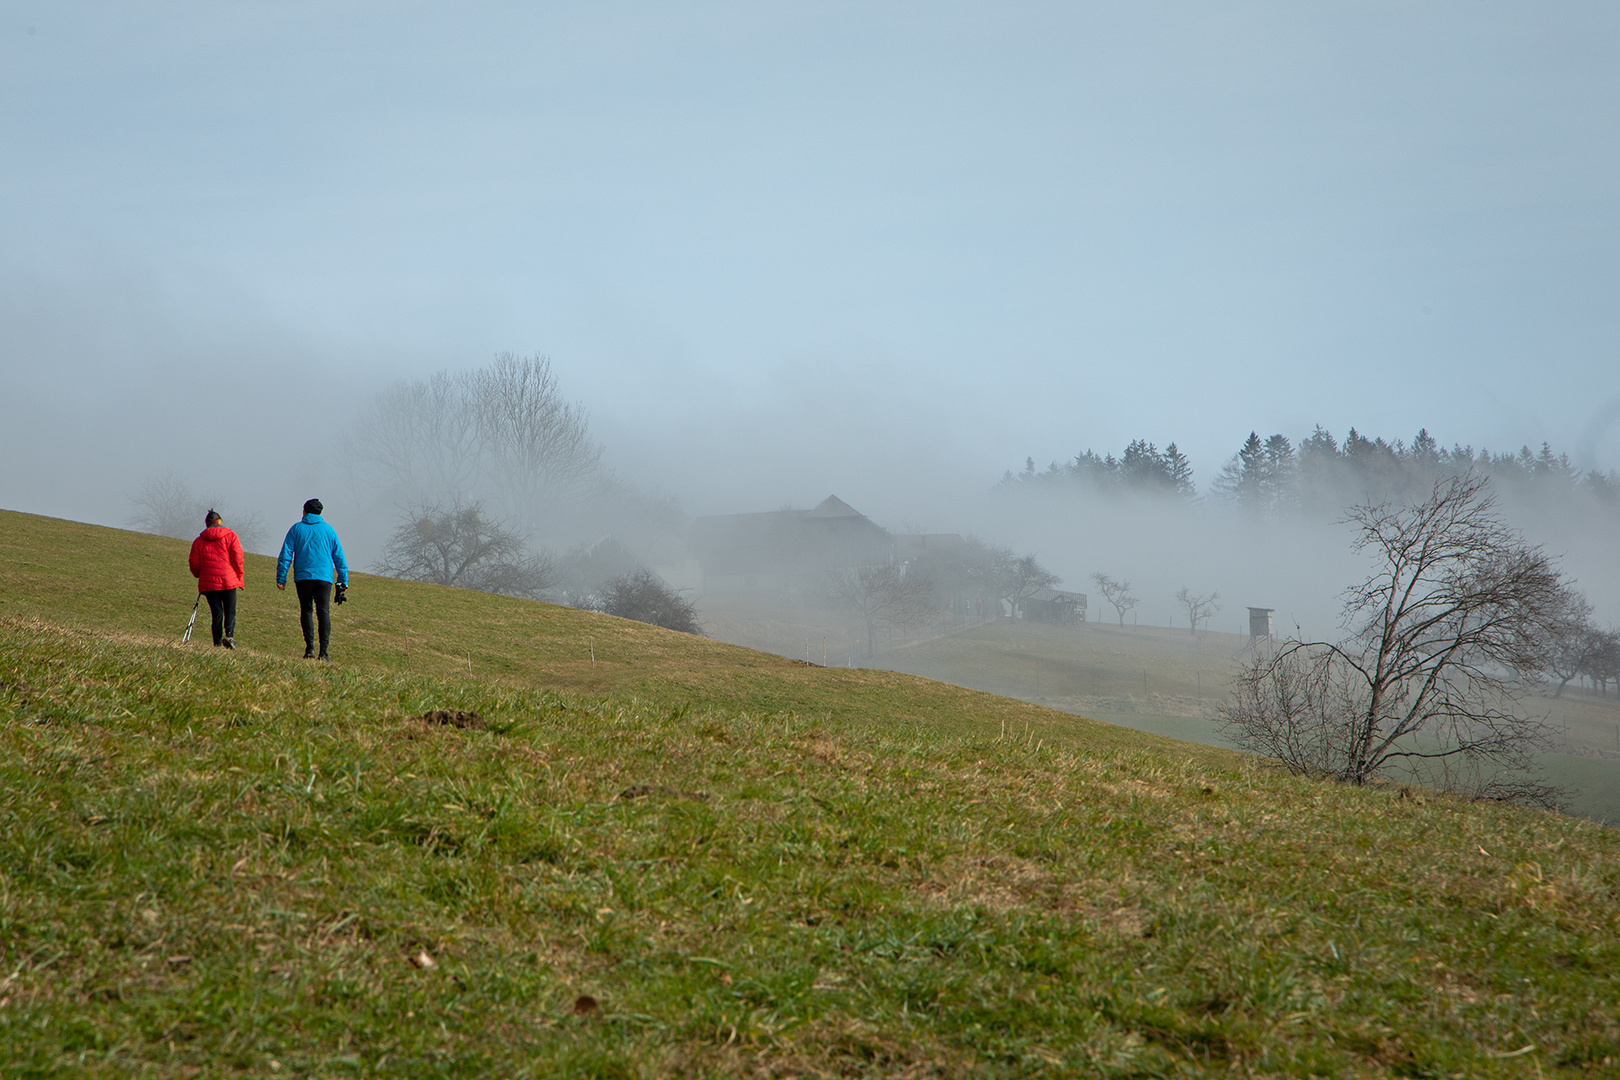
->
xmin=189 ymin=510 xmax=246 ymax=648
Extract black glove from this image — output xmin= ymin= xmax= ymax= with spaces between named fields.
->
xmin=334 ymin=583 xmax=348 ymax=605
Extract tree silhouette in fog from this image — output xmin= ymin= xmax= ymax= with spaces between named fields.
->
xmin=596 ymin=570 xmax=702 ymax=635
xmin=375 ymin=498 xmax=553 ymax=599
xmin=830 ymin=563 xmax=933 ymax=659
xmin=1219 ymin=473 xmax=1574 ymax=807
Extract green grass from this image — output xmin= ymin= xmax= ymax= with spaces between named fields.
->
xmin=3 ymin=510 xmax=1620 ymax=1076
xmin=876 ymin=618 xmax=1620 ymax=825
xmin=0 ymin=510 xmax=1161 ymax=755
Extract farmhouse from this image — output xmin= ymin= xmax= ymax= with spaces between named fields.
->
xmin=892 ymin=532 xmax=989 ymax=616
xmin=690 ymin=495 xmax=894 ymax=592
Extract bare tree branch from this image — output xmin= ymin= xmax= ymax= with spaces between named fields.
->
xmin=1091 ymin=572 xmax=1139 ymax=627
xmin=830 ymin=562 xmax=934 ymax=659
xmin=129 ymin=473 xmax=266 ymax=552
xmin=1218 ymin=473 xmax=1571 ymax=807
xmin=472 ymin=353 xmax=603 ymax=522
xmin=347 ymin=354 xmax=603 ymax=533
xmin=1174 ymin=586 xmax=1222 ymax=635
xmin=348 ymin=371 xmax=483 ymax=498
xmin=1002 ymin=554 xmax=1060 ymax=617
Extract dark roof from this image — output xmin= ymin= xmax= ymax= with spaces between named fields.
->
xmin=690 ymin=496 xmax=893 ymax=577
xmin=1026 ymin=588 xmax=1087 ymax=604
xmin=806 ymin=495 xmax=864 ymax=518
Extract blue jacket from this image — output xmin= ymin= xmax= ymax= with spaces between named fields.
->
xmin=277 ymin=513 xmax=349 ymax=586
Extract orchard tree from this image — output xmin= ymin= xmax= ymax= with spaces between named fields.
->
xmin=472 ymin=352 xmax=602 ymax=521
xmin=349 ymin=371 xmax=484 ymax=499
xmin=129 ymin=473 xmax=202 ymax=539
xmin=1543 ymin=593 xmax=1602 ymax=698
xmin=959 ymin=538 xmax=1014 ymax=618
xmin=831 ymin=562 xmax=934 ymax=659
xmin=1583 ymin=629 xmax=1620 ymax=696
xmin=1091 ymin=572 xmax=1140 ymax=627
xmin=1002 ymin=554 xmax=1061 ymax=618
xmin=1174 ymin=586 xmax=1222 ymax=635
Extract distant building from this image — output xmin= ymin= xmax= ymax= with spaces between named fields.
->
xmin=891 ymin=532 xmax=971 ymax=565
xmin=1248 ymin=607 xmax=1275 ymax=640
xmin=1019 ymin=588 xmax=1088 ymax=625
xmin=690 ymin=495 xmax=894 ymax=592
xmin=691 ymin=497 xmax=1071 ymax=628
xmin=892 ymin=532 xmax=979 ymax=614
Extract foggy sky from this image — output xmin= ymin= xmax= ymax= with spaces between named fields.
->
xmin=3 ymin=3 xmax=1619 ymax=620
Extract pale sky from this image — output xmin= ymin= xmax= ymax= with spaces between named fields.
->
xmin=3 ymin=2 xmax=1619 ymax=523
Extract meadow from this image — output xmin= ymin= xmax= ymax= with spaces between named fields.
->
xmin=2 ymin=509 xmax=1619 ymax=1077
xmin=872 ymin=620 xmax=1620 ymax=826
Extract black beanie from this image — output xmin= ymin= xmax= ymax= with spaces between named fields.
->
xmin=304 ymin=498 xmax=324 ymax=516
xmin=205 ymin=509 xmax=221 ymax=525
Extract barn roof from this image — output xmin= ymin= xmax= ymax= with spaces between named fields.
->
xmin=806 ymin=495 xmax=864 ymax=518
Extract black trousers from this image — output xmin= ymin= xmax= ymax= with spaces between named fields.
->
xmin=295 ymin=580 xmax=332 ymax=655
xmin=202 ymin=589 xmax=238 ymax=646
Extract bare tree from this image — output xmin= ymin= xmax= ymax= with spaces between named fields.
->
xmin=1582 ymin=629 xmax=1620 ymax=696
xmin=348 ymin=354 xmax=603 ymax=531
xmin=830 ymin=562 xmax=934 ymax=659
xmin=1001 ymin=554 xmax=1060 ymax=619
xmin=960 ymin=538 xmax=1014 ymax=618
xmin=1090 ymin=572 xmax=1140 ymax=627
xmin=375 ymin=499 xmax=553 ymax=599
xmin=129 ymin=473 xmax=265 ymax=551
xmin=1174 ymin=586 xmax=1222 ymax=635
xmin=1218 ymin=474 xmax=1570 ymax=807
xmin=349 ymin=371 xmax=483 ymax=499
xmin=592 ymin=570 xmax=701 ymax=634
xmin=1543 ymin=592 xmax=1601 ymax=698
xmin=472 ymin=353 xmax=603 ymax=524
xmin=130 ymin=473 xmax=201 ymax=539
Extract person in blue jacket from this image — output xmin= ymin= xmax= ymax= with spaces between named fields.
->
xmin=276 ymin=498 xmax=350 ymax=661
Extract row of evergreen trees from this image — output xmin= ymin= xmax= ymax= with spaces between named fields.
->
xmin=1005 ymin=439 xmax=1195 ymax=497
xmin=1003 ymin=427 xmax=1620 ymax=516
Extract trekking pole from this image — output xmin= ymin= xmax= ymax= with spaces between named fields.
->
xmin=182 ymin=595 xmax=201 ymax=644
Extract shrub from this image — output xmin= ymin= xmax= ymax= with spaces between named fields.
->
xmin=597 ymin=570 xmax=700 ymax=634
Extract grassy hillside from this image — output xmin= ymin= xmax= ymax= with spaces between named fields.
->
xmin=873 ymin=619 xmax=1620 ymax=826
xmin=3 ymin=510 xmax=1620 ymax=1076
xmin=0 ymin=510 xmax=1166 ymax=755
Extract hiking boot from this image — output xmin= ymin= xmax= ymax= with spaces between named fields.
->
xmin=318 ymin=653 xmax=331 ymax=663
xmin=303 ymin=648 xmax=316 ymax=659
xmin=223 ymin=637 xmax=234 ymax=650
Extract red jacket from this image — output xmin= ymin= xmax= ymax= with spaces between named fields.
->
xmin=189 ymin=526 xmax=245 ymax=592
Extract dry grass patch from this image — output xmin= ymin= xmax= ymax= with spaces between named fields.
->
xmin=914 ymin=854 xmax=1061 ymax=914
